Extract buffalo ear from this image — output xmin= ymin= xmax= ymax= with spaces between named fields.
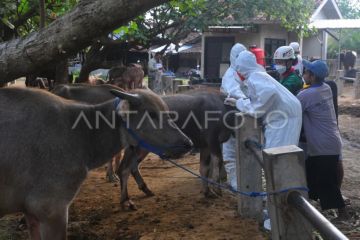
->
xmin=110 ymin=89 xmax=141 ymax=105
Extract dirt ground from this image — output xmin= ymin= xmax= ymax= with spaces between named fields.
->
xmin=0 ymin=153 xmax=265 ymax=240
xmin=1 ymin=83 xmax=360 ymax=239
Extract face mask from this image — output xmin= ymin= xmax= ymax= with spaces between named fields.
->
xmin=275 ymin=65 xmax=286 ymax=75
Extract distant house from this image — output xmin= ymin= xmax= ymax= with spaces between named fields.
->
xmin=151 ymin=32 xmax=202 ymax=77
xmin=201 ymin=0 xmax=342 ymax=82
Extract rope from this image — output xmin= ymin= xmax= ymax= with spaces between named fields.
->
xmin=114 ymin=97 xmax=167 ymax=158
xmin=113 ymin=97 xmax=309 ymax=198
xmin=164 ymin=157 xmax=308 ymax=197
xmin=245 ymin=139 xmax=264 ymax=150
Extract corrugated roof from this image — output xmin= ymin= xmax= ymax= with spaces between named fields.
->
xmin=179 ymin=42 xmax=202 ymax=54
xmin=179 ymin=32 xmax=201 ymax=45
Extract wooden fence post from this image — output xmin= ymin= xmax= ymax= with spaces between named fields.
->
xmin=263 ymin=145 xmax=312 ymax=240
xmin=235 ymin=113 xmax=263 ymax=220
xmin=335 ymin=70 xmax=344 ymax=96
xmin=354 ymin=72 xmax=360 ymax=99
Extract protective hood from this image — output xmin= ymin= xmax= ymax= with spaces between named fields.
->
xmin=233 ymin=50 xmax=302 ymax=149
xmin=230 ymin=43 xmax=246 ymax=69
xmin=221 ymin=43 xmax=247 ymax=98
xmin=234 ymin=50 xmax=265 ymax=78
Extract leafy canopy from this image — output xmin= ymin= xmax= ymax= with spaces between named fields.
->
xmin=112 ymin=0 xmax=314 ymax=49
xmin=2 ymin=0 xmax=314 ymax=49
xmin=328 ymin=0 xmax=360 ymax=57
xmin=0 ymin=0 xmax=78 ymax=41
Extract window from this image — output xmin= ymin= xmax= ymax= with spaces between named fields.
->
xmin=264 ymin=38 xmax=286 ymax=65
xmin=221 ymin=41 xmax=234 ymax=62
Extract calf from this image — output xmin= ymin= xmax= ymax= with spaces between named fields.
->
xmin=108 ymin=64 xmax=144 ymax=90
xmin=118 ymin=90 xmax=237 ymax=210
xmin=0 ymin=87 xmax=192 ymax=239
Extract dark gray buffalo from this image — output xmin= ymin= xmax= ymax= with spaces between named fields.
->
xmin=52 ymin=85 xmax=236 ymax=210
xmin=118 ymin=89 xmax=237 ymax=210
xmin=0 ymin=86 xmax=192 ymax=239
xmin=52 ymin=84 xmax=125 ymax=182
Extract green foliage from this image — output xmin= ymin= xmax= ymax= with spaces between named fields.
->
xmin=115 ymin=0 xmax=314 ymax=48
xmin=328 ymin=30 xmax=360 ymax=57
xmin=1 ymin=0 xmax=315 ymax=51
xmin=337 ymin=0 xmax=360 ymax=19
xmin=328 ymin=0 xmax=360 ymax=57
xmin=0 ymin=0 xmax=79 ymax=41
xmin=260 ymin=0 xmax=314 ymax=36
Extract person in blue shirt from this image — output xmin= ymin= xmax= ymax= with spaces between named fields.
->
xmin=297 ymin=60 xmax=349 ymax=219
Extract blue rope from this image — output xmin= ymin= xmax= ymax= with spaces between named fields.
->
xmin=114 ymin=97 xmax=166 ymax=157
xmin=124 ymin=126 xmax=166 ymax=158
xmin=245 ymin=139 xmax=264 ymax=150
xmin=164 ymin=157 xmax=308 ymax=197
xmin=113 ymin=97 xmax=308 ymax=198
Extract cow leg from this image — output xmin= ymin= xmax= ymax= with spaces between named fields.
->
xmin=106 ymin=160 xmax=114 ymax=182
xmin=200 ymin=148 xmax=215 ymax=198
xmin=208 ymin=142 xmax=224 ymax=196
xmin=117 ymin=147 xmax=137 ymax=211
xmin=106 ymin=154 xmax=120 ymax=182
xmin=114 ymin=152 xmax=122 ymax=174
xmin=39 ymin=206 xmax=68 ymax=240
xmin=131 ymin=148 xmax=154 ymax=196
xmin=25 ymin=214 xmax=41 ymax=240
xmin=209 ymin=154 xmax=223 ymax=197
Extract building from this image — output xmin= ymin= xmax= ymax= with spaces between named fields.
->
xmin=201 ymin=0 xmax=342 ymax=82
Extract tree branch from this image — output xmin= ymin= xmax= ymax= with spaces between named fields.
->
xmin=0 ymin=0 xmax=169 ymax=83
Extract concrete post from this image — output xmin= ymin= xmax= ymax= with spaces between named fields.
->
xmin=235 ymin=113 xmax=263 ymax=220
xmin=335 ymin=70 xmax=344 ymax=96
xmin=263 ymin=145 xmax=312 ymax=240
xmin=354 ymin=72 xmax=360 ymax=99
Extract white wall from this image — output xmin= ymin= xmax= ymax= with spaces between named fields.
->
xmin=258 ymin=24 xmax=289 ymax=48
xmin=302 ymin=30 xmax=328 ymax=60
xmin=313 ymin=10 xmax=327 ymax=20
xmin=235 ymin=32 xmax=261 ymax=49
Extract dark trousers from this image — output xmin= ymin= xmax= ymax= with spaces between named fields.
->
xmin=148 ymin=75 xmax=155 ymax=90
xmin=306 ymin=155 xmax=345 ymax=210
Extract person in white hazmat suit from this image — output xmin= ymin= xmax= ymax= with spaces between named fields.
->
xmin=289 ymin=42 xmax=303 ymax=76
xmin=224 ymin=50 xmax=302 ymax=151
xmin=220 ymin=43 xmax=247 ymax=190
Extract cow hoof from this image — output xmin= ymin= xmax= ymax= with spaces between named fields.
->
xmin=204 ymin=190 xmax=218 ymax=199
xmin=204 ymin=188 xmax=221 ymax=198
xmin=141 ymin=187 xmax=155 ymax=197
xmin=212 ymin=187 xmax=222 ymax=197
xmin=106 ymin=173 xmax=119 ymax=183
xmin=121 ymin=200 xmax=138 ymax=211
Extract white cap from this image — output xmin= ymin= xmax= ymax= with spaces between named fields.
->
xmin=274 ymin=46 xmax=295 ymax=60
xmin=289 ymin=42 xmax=300 ymax=53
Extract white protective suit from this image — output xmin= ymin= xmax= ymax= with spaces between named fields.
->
xmin=294 ymin=54 xmax=303 ymax=76
xmin=220 ymin=43 xmax=247 ymax=190
xmin=221 ymin=43 xmax=247 ymax=98
xmin=234 ymin=51 xmax=302 ymax=149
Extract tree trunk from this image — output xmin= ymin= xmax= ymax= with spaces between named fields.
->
xmin=55 ymin=59 xmax=69 ymax=85
xmin=77 ymin=43 xmax=125 ymax=83
xmin=0 ymin=0 xmax=169 ymax=84
xmin=39 ymin=0 xmax=46 ymax=29
xmin=78 ymin=63 xmax=95 ymax=82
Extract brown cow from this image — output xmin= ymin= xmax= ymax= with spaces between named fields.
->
xmin=108 ymin=64 xmax=144 ymax=90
